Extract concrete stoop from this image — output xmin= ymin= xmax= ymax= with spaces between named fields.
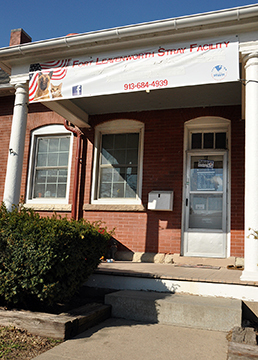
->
xmin=105 ymin=290 xmax=242 ymax=331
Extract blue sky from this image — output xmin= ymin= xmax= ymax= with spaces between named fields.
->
xmin=1 ymin=0 xmax=257 ymax=48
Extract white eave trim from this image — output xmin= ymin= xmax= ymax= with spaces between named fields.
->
xmin=0 ymin=83 xmax=12 ymax=89
xmin=0 ymin=4 xmax=258 ymax=63
xmin=0 ymin=83 xmax=14 ymax=94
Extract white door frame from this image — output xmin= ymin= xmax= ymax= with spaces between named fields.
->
xmin=184 ymin=150 xmax=228 ymax=257
xmin=181 ymin=117 xmax=231 ymax=258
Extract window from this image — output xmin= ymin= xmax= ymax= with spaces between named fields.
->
xmin=191 ymin=131 xmax=227 ymax=150
xmin=92 ymin=120 xmax=144 ymax=204
xmin=26 ymin=125 xmax=73 ymax=204
xmin=99 ymin=133 xmax=139 ymax=198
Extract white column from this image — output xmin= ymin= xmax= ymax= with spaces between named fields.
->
xmin=3 ymin=81 xmax=29 ymax=211
xmin=241 ymin=53 xmax=258 ymax=281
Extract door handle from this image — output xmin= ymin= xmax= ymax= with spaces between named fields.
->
xmin=186 ymin=198 xmax=188 ymax=206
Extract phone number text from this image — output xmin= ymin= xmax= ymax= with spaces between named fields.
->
xmin=124 ymin=79 xmax=168 ymax=91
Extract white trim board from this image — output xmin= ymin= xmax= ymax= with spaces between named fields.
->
xmin=85 ymin=274 xmax=258 ymax=302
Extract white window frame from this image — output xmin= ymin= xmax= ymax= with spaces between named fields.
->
xmin=91 ymin=119 xmax=144 ymax=205
xmin=26 ymin=124 xmax=73 ymax=205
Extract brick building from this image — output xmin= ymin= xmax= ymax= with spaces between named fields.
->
xmin=0 ymin=4 xmax=257 ymax=280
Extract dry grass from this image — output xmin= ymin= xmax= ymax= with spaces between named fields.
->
xmin=0 ymin=326 xmax=62 ymax=359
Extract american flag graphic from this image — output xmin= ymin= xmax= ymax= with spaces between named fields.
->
xmin=29 ymin=59 xmax=70 ymax=102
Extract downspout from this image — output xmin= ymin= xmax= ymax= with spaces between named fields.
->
xmin=64 ymin=120 xmax=84 ymax=220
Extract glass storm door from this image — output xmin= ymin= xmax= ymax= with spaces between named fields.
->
xmin=184 ymin=151 xmax=227 ymax=257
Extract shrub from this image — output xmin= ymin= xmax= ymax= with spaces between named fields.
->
xmin=0 ymin=203 xmax=111 ymax=308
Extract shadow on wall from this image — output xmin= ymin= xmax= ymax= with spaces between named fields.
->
xmin=145 ymin=210 xmax=177 ymax=253
xmin=115 ymin=238 xmax=134 ymax=253
xmin=109 ymin=211 xmax=178 ymax=260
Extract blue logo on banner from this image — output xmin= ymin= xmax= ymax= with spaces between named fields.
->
xmin=72 ymin=85 xmax=82 ymax=96
xmin=211 ymin=65 xmax=227 ymax=81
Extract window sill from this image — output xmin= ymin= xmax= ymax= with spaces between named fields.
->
xmin=24 ymin=203 xmax=72 ymax=212
xmin=83 ymin=204 xmax=146 ymax=212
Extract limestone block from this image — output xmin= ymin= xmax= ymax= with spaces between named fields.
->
xmin=164 ymin=254 xmax=174 ymax=264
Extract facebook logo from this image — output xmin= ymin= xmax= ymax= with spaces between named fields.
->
xmin=72 ymin=85 xmax=82 ymax=96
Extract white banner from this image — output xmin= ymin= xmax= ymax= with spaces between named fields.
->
xmin=29 ymin=36 xmax=239 ymax=103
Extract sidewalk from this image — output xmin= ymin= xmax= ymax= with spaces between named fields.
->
xmin=33 ymin=317 xmax=228 ymax=360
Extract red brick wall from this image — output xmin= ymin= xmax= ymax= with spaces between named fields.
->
xmin=0 ymin=96 xmax=13 ymax=201
xmin=0 ymin=99 xmax=244 ymax=256
xmin=86 ymin=105 xmax=243 ymax=256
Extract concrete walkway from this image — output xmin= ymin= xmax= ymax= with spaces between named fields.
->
xmin=33 ymin=318 xmax=228 ymax=360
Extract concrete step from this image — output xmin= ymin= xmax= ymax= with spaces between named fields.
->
xmin=105 ymin=290 xmax=242 ymax=331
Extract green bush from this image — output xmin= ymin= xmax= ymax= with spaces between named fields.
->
xmin=0 ymin=203 xmax=111 ymax=308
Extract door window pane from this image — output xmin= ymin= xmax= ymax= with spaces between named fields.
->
xmin=203 ymin=133 xmax=213 ymax=149
xmin=192 ymin=133 xmax=202 ymax=149
xmin=189 ymin=194 xmax=223 ymax=229
xmin=190 ymin=156 xmax=223 ymax=191
xmin=215 ymin=132 xmax=226 ymax=149
xmin=191 ymin=131 xmax=227 ymax=150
